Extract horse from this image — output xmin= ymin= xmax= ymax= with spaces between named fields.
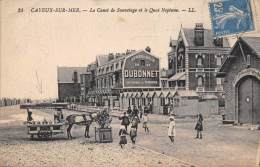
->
xmin=65 ymin=113 xmax=97 ymax=139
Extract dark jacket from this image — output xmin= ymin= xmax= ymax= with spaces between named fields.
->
xmin=120 ymin=116 xmax=130 ymax=125
xmin=195 ymin=114 xmax=203 ymax=131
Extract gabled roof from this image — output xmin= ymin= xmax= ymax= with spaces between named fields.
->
xmin=241 ymin=37 xmax=260 ymax=57
xmin=219 ymin=36 xmax=260 ymax=74
xmin=96 ymin=55 xmax=109 ymax=66
xmin=57 ymin=67 xmax=87 ymax=83
xmin=181 ymin=28 xmax=230 ymax=48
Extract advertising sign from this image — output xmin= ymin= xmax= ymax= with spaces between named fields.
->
xmin=124 ymin=51 xmax=160 ymax=88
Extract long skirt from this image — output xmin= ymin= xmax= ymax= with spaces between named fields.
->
xmin=119 ymin=136 xmax=127 ymax=145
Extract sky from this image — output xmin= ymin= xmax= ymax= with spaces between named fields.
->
xmin=1 ymin=0 xmax=260 ymax=99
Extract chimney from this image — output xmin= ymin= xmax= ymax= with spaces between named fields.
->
xmin=145 ymin=46 xmax=151 ymax=53
xmin=214 ymin=37 xmax=223 ymax=47
xmin=108 ymin=53 xmax=114 ymax=61
xmin=194 ymin=23 xmax=204 ymax=46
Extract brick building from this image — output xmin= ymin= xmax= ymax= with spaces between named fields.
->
xmin=217 ymin=37 xmax=260 ymax=124
xmin=57 ymin=67 xmax=87 ymax=102
xmin=80 ymin=63 xmax=97 ymax=104
xmin=168 ymin=23 xmax=231 ymax=98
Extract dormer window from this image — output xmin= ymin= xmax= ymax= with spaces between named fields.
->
xmin=214 ymin=38 xmax=223 ymax=47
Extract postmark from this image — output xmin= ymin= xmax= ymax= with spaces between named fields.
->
xmin=209 ymin=0 xmax=255 ymax=37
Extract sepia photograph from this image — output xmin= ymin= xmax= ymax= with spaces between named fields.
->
xmin=0 ymin=0 xmax=260 ymax=166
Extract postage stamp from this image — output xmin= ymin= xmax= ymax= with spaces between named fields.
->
xmin=209 ymin=0 xmax=255 ymax=37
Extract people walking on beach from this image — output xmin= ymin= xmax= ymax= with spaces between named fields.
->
xmin=66 ymin=115 xmax=74 ymax=139
xmin=130 ymin=125 xmax=137 ymax=147
xmin=119 ymin=125 xmax=128 ymax=149
xmin=132 ymin=105 xmax=139 ymax=119
xmin=168 ymin=116 xmax=176 ymax=144
xmin=27 ymin=109 xmax=33 ymax=123
xmin=119 ymin=112 xmax=130 ymax=132
xmin=148 ymin=102 xmax=153 ymax=114
xmin=83 ymin=114 xmax=93 ymax=138
xmin=127 ymin=106 xmax=132 ymax=116
xmin=144 ymin=106 xmax=149 ymax=114
xmin=143 ymin=113 xmax=150 ymax=134
xmin=132 ymin=115 xmax=139 ymax=131
xmin=195 ymin=113 xmax=203 ymax=139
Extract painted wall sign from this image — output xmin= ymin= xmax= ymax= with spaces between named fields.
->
xmin=124 ymin=51 xmax=160 ymax=87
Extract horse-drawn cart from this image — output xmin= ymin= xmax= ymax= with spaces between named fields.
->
xmin=27 ymin=123 xmax=65 ymax=140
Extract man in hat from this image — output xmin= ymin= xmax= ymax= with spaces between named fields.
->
xmin=168 ymin=116 xmax=176 ymax=144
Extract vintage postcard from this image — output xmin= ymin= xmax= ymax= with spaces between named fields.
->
xmin=0 ymin=0 xmax=260 ymax=167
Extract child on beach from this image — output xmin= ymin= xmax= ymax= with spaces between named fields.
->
xmin=130 ymin=125 xmax=137 ymax=146
xmin=143 ymin=113 xmax=150 ymax=134
xmin=119 ymin=125 xmax=128 ymax=149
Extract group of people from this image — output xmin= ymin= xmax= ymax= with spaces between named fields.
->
xmin=167 ymin=112 xmax=204 ymax=144
xmin=119 ymin=105 xmax=204 ymax=148
xmin=118 ymin=105 xmax=151 ymax=148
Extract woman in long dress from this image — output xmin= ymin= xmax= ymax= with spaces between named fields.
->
xmin=119 ymin=125 xmax=128 ymax=149
xmin=168 ymin=116 xmax=176 ymax=144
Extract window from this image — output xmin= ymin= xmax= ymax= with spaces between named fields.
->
xmin=216 ymin=78 xmax=222 ymax=85
xmin=197 ymin=57 xmax=203 ymax=66
xmin=140 ymin=60 xmax=145 ymax=66
xmin=247 ymin=54 xmax=251 ymax=66
xmin=216 ymin=56 xmax=222 ymax=66
xmin=197 ymin=76 xmax=203 ymax=87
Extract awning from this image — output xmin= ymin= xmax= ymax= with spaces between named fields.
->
xmin=169 ymin=72 xmax=185 ymax=81
xmin=146 ymin=92 xmax=153 ymax=98
xmin=130 ymin=92 xmax=136 ymax=98
xmin=135 ymin=92 xmax=141 ymax=98
xmin=141 ymin=92 xmax=148 ymax=98
xmin=166 ymin=90 xmax=177 ymax=98
xmin=159 ymin=91 xmax=168 ymax=97
xmin=125 ymin=92 xmax=130 ymax=98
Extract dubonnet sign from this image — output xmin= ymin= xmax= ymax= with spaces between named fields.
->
xmin=123 ymin=51 xmax=160 ymax=88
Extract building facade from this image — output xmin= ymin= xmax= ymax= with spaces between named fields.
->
xmin=86 ymin=48 xmax=160 ymax=109
xmin=217 ymin=37 xmax=260 ymax=124
xmin=80 ymin=63 xmax=97 ymax=104
xmin=57 ymin=67 xmax=87 ymax=102
xmin=168 ymin=23 xmax=231 ymax=98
